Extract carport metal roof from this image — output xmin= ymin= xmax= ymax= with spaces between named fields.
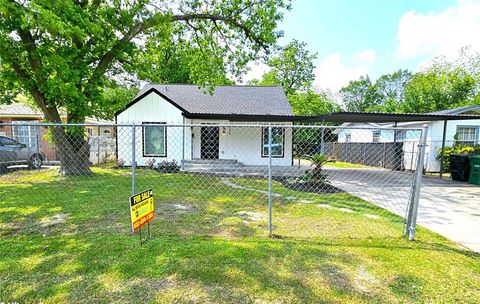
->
xmin=297 ymin=111 xmax=480 ymax=123
xmin=184 ymin=111 xmax=480 ymax=123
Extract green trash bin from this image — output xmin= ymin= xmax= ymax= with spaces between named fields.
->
xmin=469 ymin=156 xmax=480 ymax=186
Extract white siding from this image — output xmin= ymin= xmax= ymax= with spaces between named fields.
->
xmin=337 ymin=124 xmax=395 ymax=143
xmin=115 ymin=92 xmax=293 ymax=166
xmin=116 ymin=92 xmax=191 ymax=166
xmin=189 ymin=119 xmax=293 ymax=166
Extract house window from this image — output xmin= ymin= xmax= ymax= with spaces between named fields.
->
xmin=372 ymin=130 xmax=381 ymax=143
xmin=262 ymin=127 xmax=284 ymax=157
xmin=12 ymin=123 xmax=39 ymax=148
xmin=345 ymin=134 xmax=352 ymax=143
xmin=395 ymin=130 xmax=406 ymax=142
xmin=456 ymin=126 xmax=478 ymax=146
xmin=143 ymin=122 xmax=167 ymax=157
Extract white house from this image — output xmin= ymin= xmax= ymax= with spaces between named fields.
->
xmin=115 ymin=84 xmax=295 ymax=167
xmin=335 ymin=105 xmax=480 ymax=172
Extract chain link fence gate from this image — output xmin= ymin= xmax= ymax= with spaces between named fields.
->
xmin=0 ymin=122 xmax=426 ymax=241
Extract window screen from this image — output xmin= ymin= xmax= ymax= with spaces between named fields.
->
xmin=143 ymin=123 xmax=167 ymax=157
xmin=12 ymin=124 xmax=38 ymax=148
xmin=457 ymin=127 xmax=478 ymax=146
xmin=262 ymin=127 xmax=284 ymax=157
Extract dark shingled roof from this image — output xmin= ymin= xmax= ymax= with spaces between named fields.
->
xmin=129 ymin=84 xmax=293 ymax=116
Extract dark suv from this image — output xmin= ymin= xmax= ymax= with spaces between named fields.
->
xmin=0 ymin=136 xmax=44 ymax=170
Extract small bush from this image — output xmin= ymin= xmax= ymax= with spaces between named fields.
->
xmin=145 ymin=158 xmax=156 ymax=169
xmin=156 ymin=160 xmax=180 ymax=173
xmin=290 ymin=153 xmax=331 ymax=185
xmin=436 ymin=145 xmax=480 ymax=173
xmin=115 ymin=158 xmax=125 ymax=168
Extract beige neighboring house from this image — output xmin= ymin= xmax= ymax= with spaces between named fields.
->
xmin=0 ymin=103 xmax=115 ymax=164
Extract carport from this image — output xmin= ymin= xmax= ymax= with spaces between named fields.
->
xmin=293 ymin=111 xmax=480 ymax=177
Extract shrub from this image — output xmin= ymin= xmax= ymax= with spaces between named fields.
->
xmin=436 ymin=145 xmax=480 ymax=173
xmin=308 ymin=153 xmax=331 ymax=183
xmin=156 ymin=160 xmax=180 ymax=173
xmin=291 ymin=153 xmax=331 ymax=185
xmin=115 ymin=159 xmax=125 ymax=168
xmin=145 ymin=158 xmax=156 ymax=169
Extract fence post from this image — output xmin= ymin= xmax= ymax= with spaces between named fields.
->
xmin=268 ymin=125 xmax=273 ymax=236
xmin=131 ymin=123 xmax=136 ymax=196
xmin=97 ymin=137 xmax=100 ymax=165
xmin=320 ymin=119 xmax=325 ymax=154
xmin=36 ymin=133 xmax=40 ymax=156
xmin=405 ymin=124 xmax=428 ymax=240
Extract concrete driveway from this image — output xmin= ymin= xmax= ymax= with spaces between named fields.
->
xmin=326 ymin=167 xmax=480 ymax=253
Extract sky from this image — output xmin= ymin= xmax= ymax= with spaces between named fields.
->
xmin=245 ymin=0 xmax=480 ymax=92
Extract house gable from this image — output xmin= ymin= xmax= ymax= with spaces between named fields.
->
xmin=115 ymin=87 xmax=189 ymax=117
xmin=116 ymin=90 xmax=185 ymax=124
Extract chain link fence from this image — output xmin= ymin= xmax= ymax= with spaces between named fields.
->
xmin=0 ymin=122 xmax=427 ymax=240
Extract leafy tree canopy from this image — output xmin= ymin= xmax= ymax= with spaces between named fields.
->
xmin=0 ymin=0 xmax=290 ymax=175
xmin=250 ymin=39 xmax=316 ymax=95
xmin=289 ymin=89 xmax=341 ymax=116
xmin=0 ymin=0 xmax=290 ymax=123
xmin=402 ymin=53 xmax=478 ymax=113
xmin=339 ymin=48 xmax=480 ymax=114
xmin=339 ymin=75 xmax=378 ymax=112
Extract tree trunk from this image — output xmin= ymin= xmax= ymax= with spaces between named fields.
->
xmin=52 ymin=126 xmax=92 ymax=176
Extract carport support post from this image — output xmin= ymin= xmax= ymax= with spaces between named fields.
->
xmin=131 ymin=123 xmax=136 ymax=196
xmin=439 ymin=120 xmax=447 ymax=178
xmin=268 ymin=125 xmax=273 ymax=236
xmin=406 ymin=124 xmax=428 ymax=240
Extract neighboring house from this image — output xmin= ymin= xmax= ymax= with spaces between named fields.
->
xmin=115 ymin=84 xmax=294 ymax=167
xmin=335 ymin=105 xmax=480 ymax=172
xmin=0 ymin=103 xmax=56 ymax=162
xmin=0 ymin=103 xmax=115 ymax=164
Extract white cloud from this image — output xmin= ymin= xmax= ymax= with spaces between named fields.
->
xmin=352 ymin=49 xmax=377 ymax=65
xmin=239 ymin=61 xmax=270 ymax=84
xmin=314 ymin=50 xmax=376 ymax=92
xmin=397 ymin=0 xmax=480 ymax=59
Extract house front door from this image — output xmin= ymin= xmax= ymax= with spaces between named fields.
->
xmin=201 ymin=126 xmax=219 ymax=159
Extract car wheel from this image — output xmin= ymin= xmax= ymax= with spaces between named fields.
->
xmin=28 ymin=154 xmax=43 ymax=169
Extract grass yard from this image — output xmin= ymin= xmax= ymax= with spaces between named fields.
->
xmin=0 ymin=167 xmax=479 ymax=303
xmin=324 ymin=161 xmax=374 ymax=169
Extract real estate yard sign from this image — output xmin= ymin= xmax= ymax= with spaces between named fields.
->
xmin=130 ymin=189 xmax=155 ymax=232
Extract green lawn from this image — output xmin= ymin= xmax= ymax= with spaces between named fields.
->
xmin=324 ymin=161 xmax=373 ymax=169
xmin=0 ymin=167 xmax=479 ymax=303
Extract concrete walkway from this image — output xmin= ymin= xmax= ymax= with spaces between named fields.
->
xmin=326 ymin=167 xmax=480 ymax=252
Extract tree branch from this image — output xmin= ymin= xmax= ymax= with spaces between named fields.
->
xmin=86 ymin=23 xmax=145 ymax=89
xmin=86 ymin=12 xmax=265 ymax=91
xmin=170 ymin=13 xmax=265 ymax=48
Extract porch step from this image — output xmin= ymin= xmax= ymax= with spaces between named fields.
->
xmin=182 ymin=159 xmax=244 ymax=166
xmin=183 ymin=159 xmax=240 ymax=165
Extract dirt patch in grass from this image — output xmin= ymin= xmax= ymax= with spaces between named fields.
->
xmin=40 ymin=213 xmax=69 ymax=227
xmin=1 ymin=213 xmax=71 ymax=237
xmin=157 ymin=203 xmax=196 ymax=217
xmin=276 ymin=178 xmax=344 ymax=194
xmin=236 ymin=211 xmax=265 ymax=223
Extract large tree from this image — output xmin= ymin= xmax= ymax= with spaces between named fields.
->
xmin=402 ymin=58 xmax=477 ymax=113
xmin=339 ymin=70 xmax=413 ymax=113
xmin=0 ymin=0 xmax=289 ymax=175
xmin=251 ymin=39 xmax=316 ymax=95
xmin=288 ymin=89 xmax=340 ymax=116
xmin=339 ymin=76 xmax=378 ymax=112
